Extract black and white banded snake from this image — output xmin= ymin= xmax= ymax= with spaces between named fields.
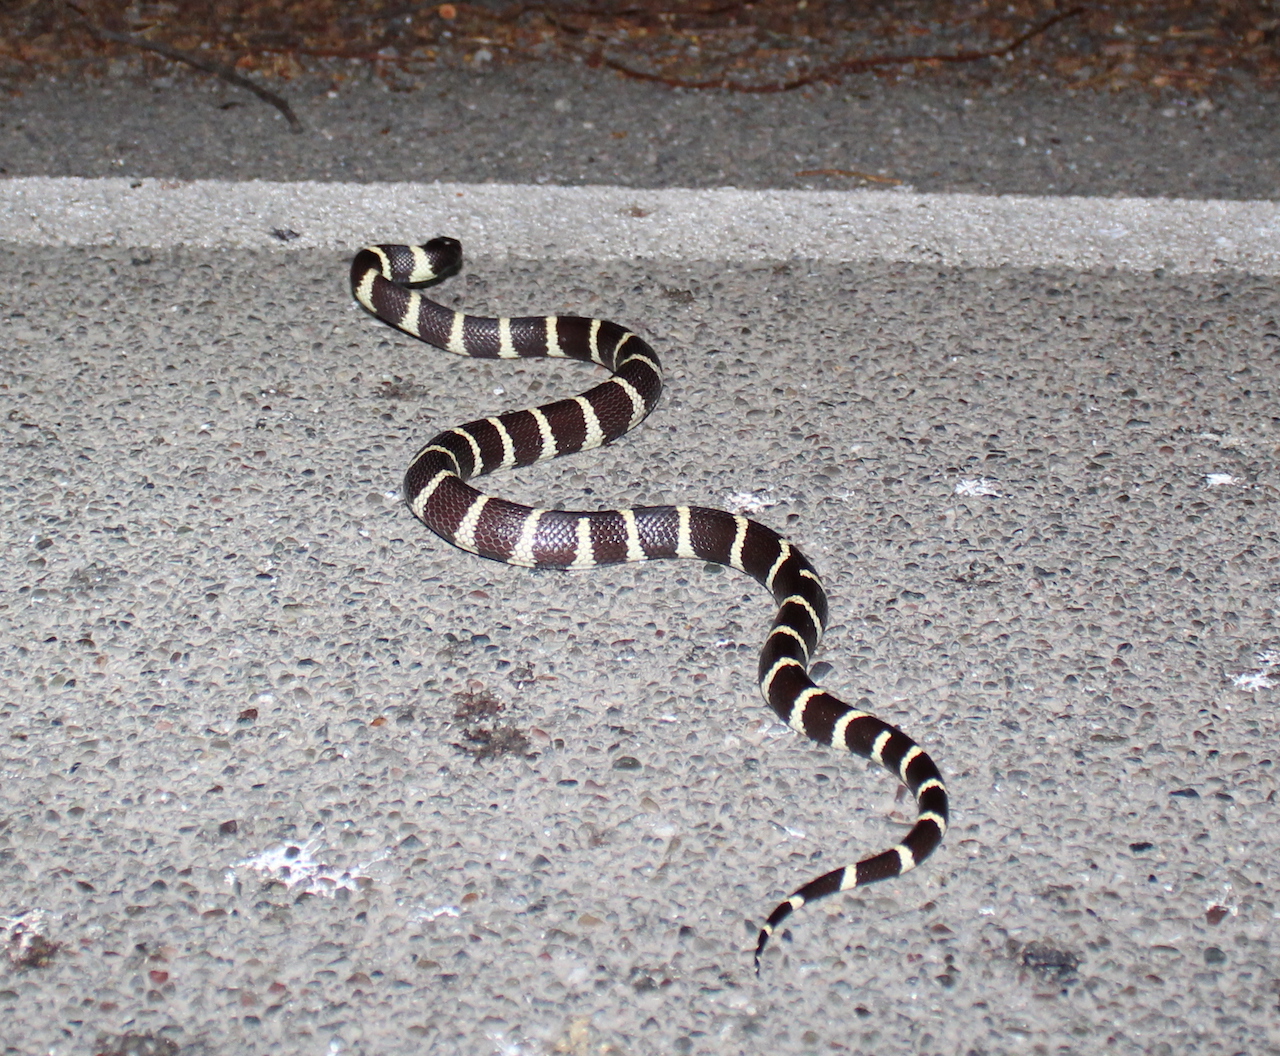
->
xmin=351 ymin=237 xmax=948 ymax=968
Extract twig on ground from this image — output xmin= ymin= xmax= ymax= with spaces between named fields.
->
xmin=63 ymin=0 xmax=304 ymax=132
xmin=587 ymin=7 xmax=1085 ymax=93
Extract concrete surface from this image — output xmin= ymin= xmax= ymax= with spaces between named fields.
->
xmin=3 ymin=178 xmax=1280 ymax=275
xmin=3 ymin=236 xmax=1279 ymax=1055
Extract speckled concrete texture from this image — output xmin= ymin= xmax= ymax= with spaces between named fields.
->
xmin=2 ymin=246 xmax=1279 ymax=1055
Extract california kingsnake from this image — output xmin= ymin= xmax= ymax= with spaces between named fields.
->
xmin=351 ymin=238 xmax=949 ymax=968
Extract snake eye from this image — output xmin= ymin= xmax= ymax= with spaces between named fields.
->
xmin=422 ymin=236 xmax=464 ymax=278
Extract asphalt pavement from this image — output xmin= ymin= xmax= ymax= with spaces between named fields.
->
xmin=1 ymin=64 xmax=1279 ymax=1056
xmin=3 ymin=64 xmax=1279 ymax=198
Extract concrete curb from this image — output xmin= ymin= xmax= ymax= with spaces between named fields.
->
xmin=4 ymin=176 xmax=1279 ymax=273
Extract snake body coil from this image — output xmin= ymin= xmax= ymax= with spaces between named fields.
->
xmin=351 ymin=238 xmax=949 ymax=967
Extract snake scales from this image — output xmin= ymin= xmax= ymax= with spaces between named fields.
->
xmin=351 ymin=237 xmax=948 ymax=967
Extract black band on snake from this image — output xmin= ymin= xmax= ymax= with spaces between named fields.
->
xmin=351 ymin=238 xmax=949 ymax=970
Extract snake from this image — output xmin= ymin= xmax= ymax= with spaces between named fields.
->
xmin=350 ymin=237 xmax=948 ymax=968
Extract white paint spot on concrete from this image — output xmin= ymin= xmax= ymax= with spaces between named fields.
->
xmin=1197 ymin=432 xmax=1248 ymax=449
xmin=955 ymin=478 xmax=1002 ymax=497
xmin=1 ymin=909 xmax=55 ymax=967
xmin=226 ymin=838 xmax=383 ymax=897
xmin=1232 ymin=651 xmax=1279 ymax=691
xmin=727 ymin=489 xmax=781 ymax=515
xmin=420 ymin=904 xmax=462 ymax=921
